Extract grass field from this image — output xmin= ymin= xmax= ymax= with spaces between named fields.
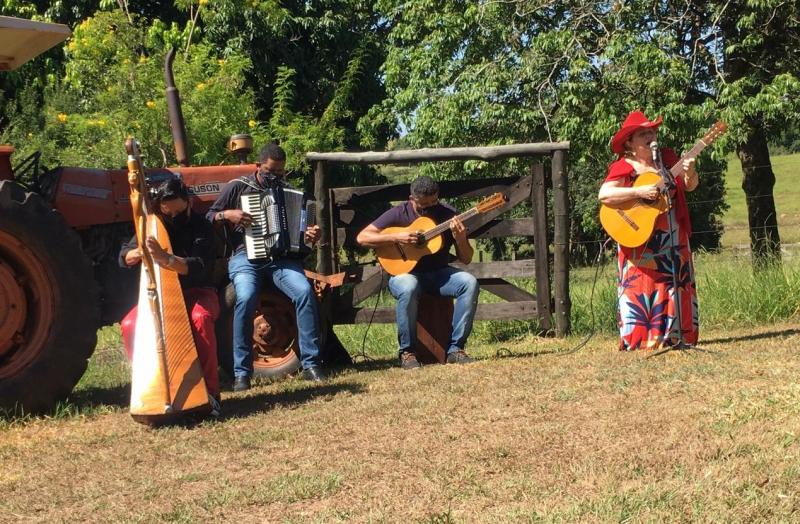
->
xmin=721 ymin=153 xmax=800 ymax=247
xmin=2 ymin=322 xmax=800 ymax=522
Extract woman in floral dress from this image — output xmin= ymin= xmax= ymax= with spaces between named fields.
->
xmin=598 ymin=111 xmax=700 ymax=350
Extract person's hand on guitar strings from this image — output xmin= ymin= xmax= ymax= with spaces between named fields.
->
xmin=637 ymin=178 xmax=665 ymax=201
xmin=393 ymin=230 xmax=425 ymax=245
xmin=450 ymin=216 xmax=468 ymax=242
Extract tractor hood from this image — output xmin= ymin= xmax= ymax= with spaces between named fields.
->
xmin=0 ymin=16 xmax=71 ymax=71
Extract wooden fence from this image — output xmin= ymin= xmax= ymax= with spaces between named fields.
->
xmin=306 ymin=142 xmax=572 ymax=336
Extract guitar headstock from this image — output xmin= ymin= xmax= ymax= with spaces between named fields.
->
xmin=702 ymin=121 xmax=728 ymax=146
xmin=476 ymin=192 xmax=508 ymax=214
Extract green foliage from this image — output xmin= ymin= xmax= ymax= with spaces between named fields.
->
xmin=363 ymin=0 xmax=800 ymax=256
xmin=3 ymin=10 xmax=262 ymax=169
xmin=200 ymin=0 xmax=391 ymax=148
xmin=2 ymin=2 xmax=393 ymax=193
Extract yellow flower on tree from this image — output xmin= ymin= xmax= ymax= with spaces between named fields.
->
xmin=57 ymin=113 xmax=68 ymax=123
xmin=248 ymin=120 xmax=257 ymax=128
xmin=146 ymin=100 xmax=156 ymax=109
xmin=196 ymin=82 xmax=207 ymax=90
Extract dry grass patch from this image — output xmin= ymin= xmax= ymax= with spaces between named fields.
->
xmin=2 ymin=323 xmax=800 ymax=522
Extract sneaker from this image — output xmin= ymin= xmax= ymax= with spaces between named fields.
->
xmin=208 ymin=395 xmax=222 ymax=418
xmin=300 ymin=366 xmax=326 ymax=382
xmin=233 ymin=376 xmax=251 ymax=392
xmin=399 ymin=351 xmax=421 ymax=370
xmin=446 ymin=349 xmax=473 ymax=364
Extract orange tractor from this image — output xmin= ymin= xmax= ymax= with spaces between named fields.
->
xmin=0 ymin=16 xmax=313 ymax=413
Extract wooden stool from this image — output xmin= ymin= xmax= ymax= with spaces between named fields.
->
xmin=414 ymin=294 xmax=454 ymax=364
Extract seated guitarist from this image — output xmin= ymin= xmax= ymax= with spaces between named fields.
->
xmin=356 ymin=175 xmax=479 ymax=369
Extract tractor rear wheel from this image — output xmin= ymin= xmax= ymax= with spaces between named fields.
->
xmin=216 ymin=282 xmax=301 ymax=381
xmin=0 ymin=181 xmax=99 ymax=414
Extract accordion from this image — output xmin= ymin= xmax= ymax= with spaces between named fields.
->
xmin=241 ymin=187 xmax=316 ymax=261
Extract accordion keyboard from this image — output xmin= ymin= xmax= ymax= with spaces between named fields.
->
xmin=242 ymin=193 xmax=269 ymax=260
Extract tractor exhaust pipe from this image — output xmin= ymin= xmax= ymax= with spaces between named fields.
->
xmin=164 ymin=48 xmax=190 ymax=167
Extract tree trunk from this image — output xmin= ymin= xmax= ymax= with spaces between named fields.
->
xmin=737 ymin=126 xmax=781 ymax=268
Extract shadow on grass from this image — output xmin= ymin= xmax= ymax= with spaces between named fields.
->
xmin=347 ymin=356 xmax=398 ymax=373
xmin=68 ymin=383 xmax=131 ymax=410
xmin=702 ymin=328 xmax=800 ymax=346
xmin=220 ymin=381 xmax=366 ymax=420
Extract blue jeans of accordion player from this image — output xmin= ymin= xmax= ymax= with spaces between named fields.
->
xmin=228 ymin=250 xmax=322 ymax=378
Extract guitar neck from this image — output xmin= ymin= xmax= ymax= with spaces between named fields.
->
xmin=670 ymin=139 xmax=708 ymax=177
xmin=423 ymin=207 xmax=479 ymax=241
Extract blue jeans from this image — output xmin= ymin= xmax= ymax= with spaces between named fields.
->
xmin=228 ymin=250 xmax=321 ymax=378
xmin=388 ymin=266 xmax=479 ymax=354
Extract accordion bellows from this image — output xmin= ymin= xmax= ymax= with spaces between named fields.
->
xmin=242 ymin=187 xmax=316 ymax=261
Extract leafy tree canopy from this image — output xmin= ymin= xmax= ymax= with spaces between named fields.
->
xmin=362 ymin=0 xmax=800 ymax=255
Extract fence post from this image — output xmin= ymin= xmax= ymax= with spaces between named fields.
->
xmin=531 ymin=162 xmax=552 ymax=333
xmin=551 ymin=150 xmax=571 ymax=336
xmin=314 ymin=160 xmax=334 ymax=275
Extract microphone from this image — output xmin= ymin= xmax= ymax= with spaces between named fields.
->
xmin=649 ymin=141 xmax=659 ymax=163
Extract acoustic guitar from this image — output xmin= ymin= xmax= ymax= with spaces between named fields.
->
xmin=376 ymin=192 xmax=507 ymax=276
xmin=599 ymin=121 xmax=728 ymax=248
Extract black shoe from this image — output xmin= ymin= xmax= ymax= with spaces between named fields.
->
xmin=446 ymin=349 xmax=473 ymax=364
xmin=233 ymin=376 xmax=251 ymax=392
xmin=399 ymin=351 xmax=421 ymax=370
xmin=300 ymin=366 xmax=326 ymax=382
xmin=208 ymin=395 xmax=222 ymax=418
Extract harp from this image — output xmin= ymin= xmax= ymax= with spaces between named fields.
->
xmin=125 ymin=138 xmax=209 ymax=424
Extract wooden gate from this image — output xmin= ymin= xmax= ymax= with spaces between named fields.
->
xmin=306 ymin=142 xmax=571 ymax=337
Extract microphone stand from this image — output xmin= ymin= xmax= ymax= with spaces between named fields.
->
xmin=648 ymin=146 xmax=714 ymax=357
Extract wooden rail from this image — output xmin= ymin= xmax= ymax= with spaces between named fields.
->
xmin=308 ymin=142 xmax=571 ymax=336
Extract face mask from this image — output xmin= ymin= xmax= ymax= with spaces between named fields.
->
xmin=163 ymin=212 xmax=189 ymax=227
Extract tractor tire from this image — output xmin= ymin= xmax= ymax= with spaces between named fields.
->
xmin=216 ymin=282 xmax=301 ymax=381
xmin=0 ymin=181 xmax=99 ymax=414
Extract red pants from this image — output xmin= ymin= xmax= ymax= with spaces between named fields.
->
xmin=121 ymin=287 xmax=220 ymax=398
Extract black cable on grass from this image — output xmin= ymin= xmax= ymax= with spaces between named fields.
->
xmin=351 ymin=267 xmax=385 ymax=364
xmin=558 ymin=238 xmax=613 ymax=356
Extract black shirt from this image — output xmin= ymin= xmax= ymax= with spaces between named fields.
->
xmin=118 ymin=210 xmax=215 ymax=289
xmin=370 ymin=200 xmax=457 ymax=273
xmin=206 ymin=173 xmax=300 ymax=256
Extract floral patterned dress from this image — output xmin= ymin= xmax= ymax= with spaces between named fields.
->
xmin=605 ymin=153 xmax=699 ymax=350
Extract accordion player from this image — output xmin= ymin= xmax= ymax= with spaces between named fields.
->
xmin=241 ymin=184 xmax=316 ymax=261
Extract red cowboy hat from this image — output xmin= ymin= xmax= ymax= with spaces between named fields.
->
xmin=610 ymin=110 xmax=663 ymax=155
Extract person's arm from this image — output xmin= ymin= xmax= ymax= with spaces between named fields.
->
xmin=356 ymin=224 xmax=423 ymax=247
xmin=118 ymin=235 xmax=141 ymax=268
xmin=304 ymin=224 xmax=322 ymax=246
xmin=680 ymin=158 xmax=699 ymax=192
xmin=450 ymin=216 xmax=473 ymax=264
xmin=206 ymin=181 xmax=253 ymax=228
xmin=598 ymin=179 xmax=664 ymax=206
xmin=145 ymin=236 xmax=189 ymax=275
